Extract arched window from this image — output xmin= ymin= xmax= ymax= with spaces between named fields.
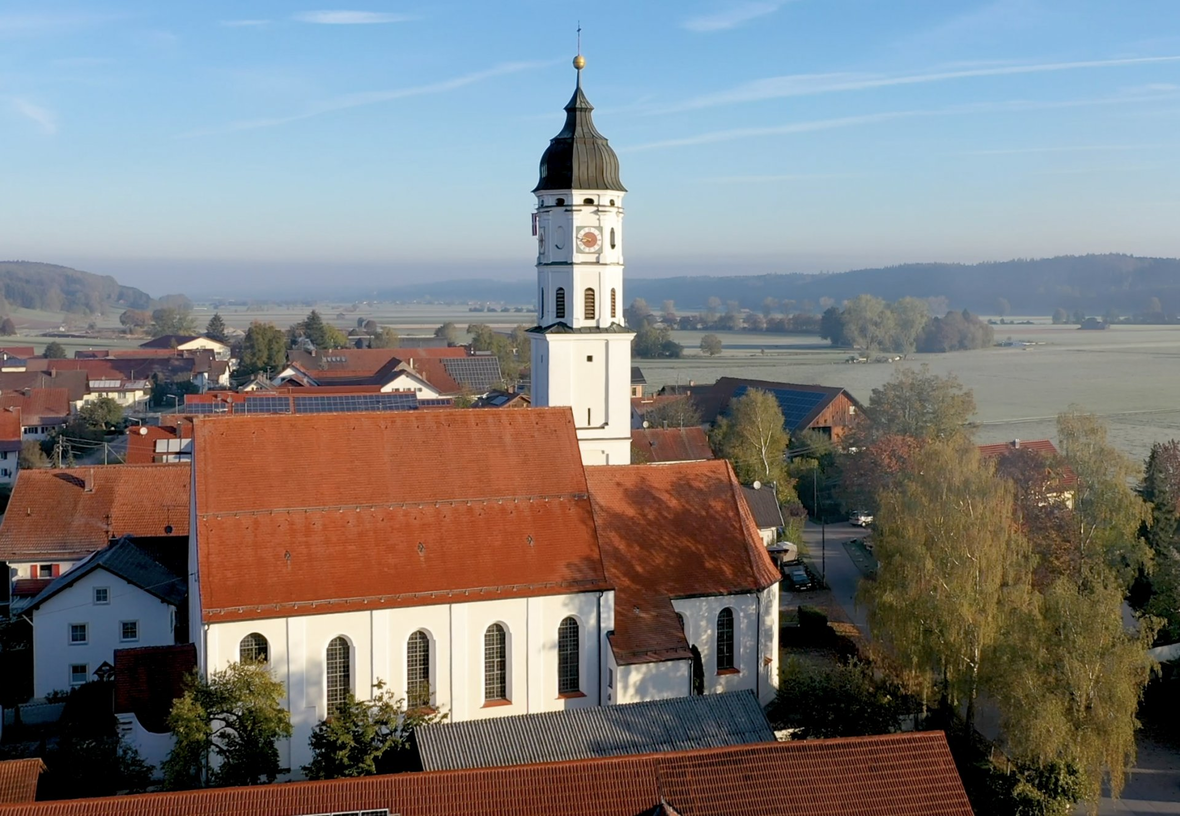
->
xmin=557 ymin=617 xmax=580 ymax=694
xmin=239 ymin=633 xmax=268 ymax=664
xmin=717 ymin=608 xmax=735 ymax=671
xmin=609 ymin=199 xmax=615 ymax=206
xmin=407 ymin=630 xmax=431 ymax=708
xmin=485 ymin=624 xmax=507 ymax=701
xmin=610 ymin=227 xmax=616 ymax=249
xmin=584 ymin=288 xmax=596 ymax=320
xmin=555 ymin=197 xmax=566 ymax=206
xmin=583 ymin=197 xmax=594 ymax=205
xmin=326 ymin=636 xmax=351 ymax=714
xmin=610 ymin=289 xmax=617 ymax=319
xmin=555 ymin=288 xmax=566 ymax=320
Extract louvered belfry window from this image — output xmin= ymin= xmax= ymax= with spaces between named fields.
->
xmin=555 ymin=288 xmax=566 ymax=320
xmin=584 ymin=288 xmax=596 ymax=320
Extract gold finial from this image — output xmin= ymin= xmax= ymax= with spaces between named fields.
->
xmin=573 ymin=54 xmax=586 ymax=70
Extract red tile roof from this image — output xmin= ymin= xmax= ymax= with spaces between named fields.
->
xmin=631 ymin=394 xmax=690 ymax=413
xmin=0 ymin=371 xmax=88 ymax=403
xmin=11 ymin=578 xmax=53 ymax=597
xmin=979 ymin=439 xmax=1078 ymax=487
xmin=631 ymin=427 xmax=714 ymax=463
xmin=192 ymin=409 xmax=609 ymax=622
xmin=0 ymin=389 xmax=70 ymax=427
xmin=0 ymin=464 xmax=189 ymax=562
xmin=0 ymin=732 xmax=972 ymax=816
xmin=586 ymin=460 xmax=780 ymax=665
xmin=398 ymin=356 xmax=461 ymax=394
xmin=0 ymin=758 xmax=45 ymax=804
xmin=0 ymin=409 xmax=21 ymax=448
xmin=114 ymin=644 xmax=197 ymax=733
xmin=123 ymin=423 xmax=193 ymax=465
xmin=0 ymin=346 xmax=37 ymax=359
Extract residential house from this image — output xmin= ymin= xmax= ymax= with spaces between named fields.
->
xmin=740 ymin=483 xmax=785 ymax=547
xmin=0 ymin=371 xmax=88 ymax=413
xmin=630 ymin=426 xmax=713 ymax=464
xmin=472 ymin=390 xmax=530 ymax=409
xmin=0 ymin=409 xmax=22 ymax=487
xmin=630 ymin=393 xmax=693 ymax=430
xmin=414 ymin=690 xmax=773 ymax=771
xmin=0 ymin=464 xmax=190 ymax=614
xmin=694 ymin=378 xmax=865 ymax=444
xmin=0 ymin=388 xmax=71 ymax=439
xmin=630 ymin=366 xmax=647 ymax=398
xmin=187 ymin=408 xmax=778 ymax=775
xmin=182 ymin=387 xmax=452 ymax=416
xmin=138 ymin=335 xmax=231 ymax=361
xmin=123 ymin=422 xmax=194 ymax=464
xmin=277 ymin=347 xmax=502 ymax=397
xmin=0 ymin=731 xmax=974 ymax=816
xmin=979 ymin=438 xmax=1077 ymax=507
xmin=26 ymin=537 xmax=187 ymax=698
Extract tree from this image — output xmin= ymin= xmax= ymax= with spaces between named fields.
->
xmin=163 ymin=662 xmax=292 ymax=789
xmin=700 ymin=334 xmax=723 ymax=356
xmin=862 ymin=438 xmax=1031 ymax=730
xmin=996 ymin=297 xmax=1011 ymax=317
xmin=838 ymin=433 xmax=924 ymax=516
xmin=888 ymin=297 xmax=931 ymax=354
xmin=842 ymin=294 xmax=895 ymax=352
xmin=1052 ymin=308 xmax=1069 ymax=324
xmin=761 ymin=297 xmax=779 ymax=318
xmin=362 ymin=319 xmax=379 ymax=334
xmin=369 ymin=327 xmax=399 ymax=349
xmin=237 ymin=322 xmax=287 ymax=377
xmin=767 ymin=659 xmax=912 ymax=740
xmin=819 ymin=306 xmax=847 ymax=347
xmin=632 ymin=324 xmax=682 ymax=359
xmin=661 ymin=300 xmax=677 ymax=324
xmin=624 ymin=298 xmax=653 ymax=329
xmin=43 ymin=341 xmax=67 ymax=359
xmin=149 ymin=307 xmax=198 ymax=338
xmin=77 ymin=397 xmax=123 ymax=431
xmin=119 ymin=309 xmax=151 ymax=331
xmin=204 ymin=312 xmax=228 ymax=343
xmin=1137 ymin=441 xmax=1180 ymax=640
xmin=0 ymin=316 xmax=15 ymax=335
xmin=642 ymin=397 xmax=702 ymax=430
xmin=303 ymin=682 xmax=445 ymax=780
xmin=434 ymin=322 xmax=459 ymax=346
xmin=19 ymin=440 xmax=50 ymax=469
xmin=293 ymin=310 xmax=348 ymax=350
xmin=711 ymin=388 xmax=800 ymax=516
xmin=864 ymin=365 xmax=976 ymax=442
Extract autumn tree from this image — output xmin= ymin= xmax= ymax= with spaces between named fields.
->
xmin=700 ymin=334 xmax=722 ymax=356
xmin=0 ymin=316 xmax=15 ymax=335
xmin=237 ymin=321 xmax=287 ymax=377
xmin=149 ymin=307 xmax=198 ymax=338
xmin=864 ymin=365 xmax=976 ymax=442
xmin=204 ymin=312 xmax=228 ymax=343
xmin=369 ymin=327 xmax=400 ymax=349
xmin=119 ymin=309 xmax=151 ymax=331
xmin=862 ymin=438 xmax=1031 ymax=730
xmin=303 ymin=682 xmax=445 ymax=780
xmin=434 ymin=322 xmax=459 ymax=346
xmin=163 ymin=662 xmax=292 ymax=789
xmin=642 ymin=397 xmax=702 ymax=430
xmin=624 ymin=297 xmax=653 ymax=329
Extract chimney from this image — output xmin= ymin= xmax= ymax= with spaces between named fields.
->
xmin=1012 ymin=439 xmax=1021 ymax=449
xmin=84 ymin=469 xmax=95 ymax=493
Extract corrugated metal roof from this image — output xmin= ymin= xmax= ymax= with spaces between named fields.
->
xmin=414 ymin=691 xmax=773 ymax=772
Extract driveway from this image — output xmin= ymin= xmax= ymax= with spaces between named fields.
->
xmin=792 ymin=520 xmax=873 ymax=636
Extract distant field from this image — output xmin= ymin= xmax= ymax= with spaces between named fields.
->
xmin=202 ymin=303 xmax=536 ymax=336
xmin=639 ymin=323 xmax=1180 ymax=463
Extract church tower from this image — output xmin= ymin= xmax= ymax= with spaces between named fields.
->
xmin=529 ymin=54 xmax=633 ymax=466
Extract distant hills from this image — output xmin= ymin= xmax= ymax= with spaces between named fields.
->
xmin=378 ymin=254 xmax=1180 ymax=316
xmin=0 ymin=261 xmax=154 ymax=314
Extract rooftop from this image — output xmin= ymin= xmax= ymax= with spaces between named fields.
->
xmin=631 ymin=427 xmax=714 ymax=463
xmin=0 ymin=758 xmax=45 ymax=804
xmin=0 ymin=464 xmax=189 ymax=562
xmin=740 ymin=484 xmax=785 ymax=531
xmin=0 ymin=388 xmax=70 ymax=427
xmin=0 ymin=731 xmax=972 ymax=816
xmin=695 ymin=378 xmax=864 ymax=432
xmin=533 ymin=61 xmax=624 ymax=193
xmin=26 ymin=536 xmax=187 ymax=613
xmin=415 ymin=690 xmax=774 ymax=772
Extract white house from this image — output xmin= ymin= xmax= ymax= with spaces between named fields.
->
xmin=139 ymin=335 xmax=231 ymax=362
xmin=26 ymin=538 xmax=186 ymax=698
xmin=188 ymin=407 xmax=779 ymax=776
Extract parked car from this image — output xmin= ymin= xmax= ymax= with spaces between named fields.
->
xmin=849 ymin=509 xmax=874 ymax=527
xmin=786 ymin=565 xmax=813 ymax=591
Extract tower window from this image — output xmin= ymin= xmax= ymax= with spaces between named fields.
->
xmin=610 ymin=288 xmax=617 ymax=319
xmin=609 ymin=199 xmax=615 ymax=206
xmin=583 ymin=197 xmax=594 ymax=205
xmin=540 ymin=288 xmax=544 ymax=320
xmin=555 ymin=288 xmax=566 ymax=320
xmin=555 ymin=197 xmax=565 ymax=206
xmin=584 ymin=288 xmax=596 ymax=319
xmin=610 ymin=228 xmax=616 ymax=249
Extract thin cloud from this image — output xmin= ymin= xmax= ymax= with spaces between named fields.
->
xmin=0 ymin=11 xmax=117 ymax=37
xmin=293 ymin=11 xmax=417 ymax=25
xmin=960 ymin=144 xmax=1167 ymax=156
xmin=658 ymin=55 xmax=1180 ymax=113
xmin=221 ymin=19 xmax=271 ymax=28
xmin=10 ymin=97 xmax=57 ymax=134
xmin=683 ymin=1 xmax=791 ymax=32
xmin=182 ymin=61 xmax=546 ymax=138
xmin=704 ymin=172 xmax=863 ymax=183
xmin=625 ymin=89 xmax=1180 ymax=152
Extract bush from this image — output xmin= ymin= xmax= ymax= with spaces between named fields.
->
xmin=798 ymin=605 xmax=829 ymax=637
xmin=767 ymin=658 xmax=912 ymax=739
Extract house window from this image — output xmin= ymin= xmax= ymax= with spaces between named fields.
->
xmin=484 ymin=623 xmax=507 ymax=702
xmin=584 ymin=288 xmax=596 ymax=320
xmin=39 ymin=565 xmax=53 ymax=579
xmin=120 ymin=621 xmax=139 ymax=642
xmin=407 ymin=630 xmax=431 ymax=708
xmin=717 ymin=608 xmax=735 ymax=671
xmin=93 ymin=587 xmax=109 ymax=605
xmin=70 ymin=623 xmax=88 ymax=645
xmin=610 ymin=289 xmax=617 ymax=319
xmin=70 ymin=664 xmax=89 ymax=686
xmin=555 ymin=288 xmax=566 ymax=320
xmin=239 ymin=633 xmax=269 ymax=664
xmin=326 ymin=636 xmax=351 ymax=714
xmin=557 ymin=617 xmax=580 ymax=695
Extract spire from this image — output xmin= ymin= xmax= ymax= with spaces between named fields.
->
xmin=533 ymin=50 xmax=625 ymax=193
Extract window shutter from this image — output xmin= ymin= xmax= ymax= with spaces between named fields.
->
xmin=51 ymin=564 xmax=60 ymax=577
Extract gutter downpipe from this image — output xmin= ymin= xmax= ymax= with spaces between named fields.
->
xmin=755 ymin=590 xmax=761 ymax=702
xmin=597 ymin=591 xmax=603 ymax=706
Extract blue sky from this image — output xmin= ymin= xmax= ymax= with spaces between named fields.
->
xmin=2 ymin=1 xmax=1179 ymax=296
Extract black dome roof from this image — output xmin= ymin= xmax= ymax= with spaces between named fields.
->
xmin=533 ymin=74 xmax=625 ymax=193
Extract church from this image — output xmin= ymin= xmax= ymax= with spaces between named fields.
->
xmin=178 ymin=56 xmax=780 ymax=776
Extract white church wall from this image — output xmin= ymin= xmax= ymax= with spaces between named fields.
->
xmin=673 ymin=592 xmax=767 ymax=699
xmin=614 ymin=659 xmax=690 ymax=704
xmin=116 ymin=712 xmax=175 ymax=776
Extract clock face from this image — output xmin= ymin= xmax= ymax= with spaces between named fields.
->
xmin=577 ymin=226 xmax=602 ymax=253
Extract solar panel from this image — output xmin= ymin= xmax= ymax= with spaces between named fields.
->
xmin=440 ymin=356 xmax=502 ymax=392
xmin=291 ymin=393 xmax=419 ymax=414
xmin=239 ymin=397 xmax=292 ymax=414
xmin=182 ymin=402 xmax=218 ymax=414
xmin=732 ymin=385 xmax=827 ymax=431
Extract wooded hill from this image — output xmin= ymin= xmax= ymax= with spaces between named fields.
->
xmin=378 ymin=254 xmax=1180 ymax=316
xmin=0 ymin=261 xmax=154 ymax=314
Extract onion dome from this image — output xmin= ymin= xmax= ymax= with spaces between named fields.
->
xmin=533 ymin=56 xmax=625 ymax=193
